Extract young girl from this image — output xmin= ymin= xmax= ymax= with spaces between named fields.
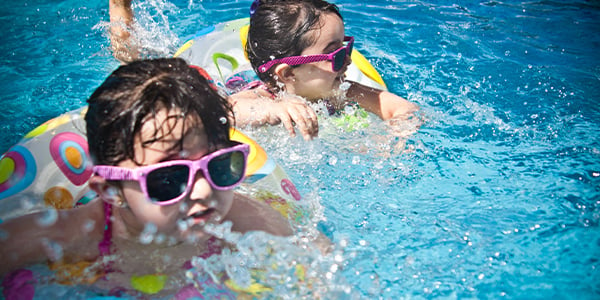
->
xmin=230 ymin=0 xmax=420 ymax=140
xmin=0 ymin=58 xmax=292 ymax=296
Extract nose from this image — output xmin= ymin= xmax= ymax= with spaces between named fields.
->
xmin=187 ymin=170 xmax=213 ymax=201
xmin=339 ymin=54 xmax=352 ymax=74
xmin=344 ymin=52 xmax=353 ymax=67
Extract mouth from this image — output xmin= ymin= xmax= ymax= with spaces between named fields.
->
xmin=185 ymin=208 xmax=216 ymax=225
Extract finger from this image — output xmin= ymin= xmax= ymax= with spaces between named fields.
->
xmin=279 ymin=114 xmax=296 ymax=137
xmin=292 ymin=106 xmax=318 ymax=138
xmin=304 ymin=108 xmax=319 ymax=137
xmin=287 ymin=108 xmax=313 ymax=141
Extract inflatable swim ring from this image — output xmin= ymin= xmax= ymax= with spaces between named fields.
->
xmin=174 ymin=17 xmax=387 ymax=92
xmin=0 ymin=106 xmax=304 ymax=224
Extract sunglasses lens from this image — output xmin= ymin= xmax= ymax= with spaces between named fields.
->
xmin=207 ymin=150 xmax=246 ymax=187
xmin=348 ymin=40 xmax=354 ymax=55
xmin=146 ymin=165 xmax=190 ymax=202
xmin=333 ymin=49 xmax=347 ymax=71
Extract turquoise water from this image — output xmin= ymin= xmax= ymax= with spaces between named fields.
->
xmin=1 ymin=0 xmax=599 ymax=299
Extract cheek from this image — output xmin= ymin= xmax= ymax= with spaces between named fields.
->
xmin=293 ymin=67 xmax=338 ymax=98
xmin=214 ymin=190 xmax=234 ymax=215
xmin=122 ymin=186 xmax=180 ymax=229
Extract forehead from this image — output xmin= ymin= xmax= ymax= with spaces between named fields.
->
xmin=304 ymin=13 xmax=345 ymax=51
xmin=134 ymin=108 xmax=207 ymax=163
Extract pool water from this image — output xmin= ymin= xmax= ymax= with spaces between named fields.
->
xmin=1 ymin=0 xmax=599 ymax=299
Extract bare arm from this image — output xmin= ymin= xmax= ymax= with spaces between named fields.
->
xmin=0 ymin=201 xmax=105 ymax=275
xmin=227 ymin=193 xmax=293 ymax=237
xmin=109 ymin=0 xmax=138 ymax=63
xmin=347 ymin=81 xmax=419 ymax=121
xmin=229 ymin=89 xmax=319 ymax=141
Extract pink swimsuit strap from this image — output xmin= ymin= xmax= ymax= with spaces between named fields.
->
xmin=98 ymin=202 xmax=112 ymax=256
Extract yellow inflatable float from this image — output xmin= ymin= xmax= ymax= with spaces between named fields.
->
xmin=174 ymin=17 xmax=387 ymax=92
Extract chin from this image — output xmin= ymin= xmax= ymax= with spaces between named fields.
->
xmin=180 ymin=228 xmax=212 ymax=244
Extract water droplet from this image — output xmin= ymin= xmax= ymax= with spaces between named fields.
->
xmin=328 ymin=156 xmax=337 ymax=166
xmin=339 ymin=81 xmax=351 ymax=91
xmin=82 ymin=219 xmax=96 ymax=233
xmin=139 ymin=223 xmax=158 ymax=244
xmin=42 ymin=238 xmax=64 ymax=261
xmin=37 ymin=209 xmax=58 ymax=227
xmin=179 ymin=202 xmax=189 ymax=213
xmin=179 ymin=150 xmax=190 ymax=159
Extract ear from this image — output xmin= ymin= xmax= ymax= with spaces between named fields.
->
xmin=89 ymin=175 xmax=123 ymax=206
xmin=273 ymin=63 xmax=296 ymax=85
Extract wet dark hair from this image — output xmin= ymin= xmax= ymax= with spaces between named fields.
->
xmin=86 ymin=57 xmax=232 ymax=166
xmin=246 ymin=0 xmax=342 ymax=87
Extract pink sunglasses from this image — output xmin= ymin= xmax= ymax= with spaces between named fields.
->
xmin=258 ymin=36 xmax=354 ymax=73
xmin=93 ymin=143 xmax=250 ymax=206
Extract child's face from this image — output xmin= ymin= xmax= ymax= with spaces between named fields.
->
xmin=117 ymin=108 xmax=234 ymax=242
xmin=287 ymin=12 xmax=349 ymax=101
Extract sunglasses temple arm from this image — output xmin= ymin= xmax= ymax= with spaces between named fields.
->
xmin=94 ymin=166 xmax=136 ymax=181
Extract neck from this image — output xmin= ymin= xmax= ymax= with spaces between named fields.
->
xmin=110 ymin=205 xmax=145 ymax=241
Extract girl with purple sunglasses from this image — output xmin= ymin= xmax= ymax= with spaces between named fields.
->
xmin=230 ymin=0 xmax=420 ymax=140
xmin=0 ymin=58 xmax=293 ymax=297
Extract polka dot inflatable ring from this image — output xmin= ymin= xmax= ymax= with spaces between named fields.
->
xmin=0 ymin=106 xmax=93 ymax=222
xmin=0 ymin=145 xmax=36 ymax=200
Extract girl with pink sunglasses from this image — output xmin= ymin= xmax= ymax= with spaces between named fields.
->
xmin=230 ymin=0 xmax=420 ymax=140
xmin=0 ymin=58 xmax=293 ymax=297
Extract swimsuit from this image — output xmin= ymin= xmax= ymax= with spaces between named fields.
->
xmin=99 ymin=202 xmax=113 ymax=257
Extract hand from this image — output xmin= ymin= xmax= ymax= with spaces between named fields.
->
xmin=109 ymin=0 xmax=138 ymax=63
xmin=109 ymin=26 xmax=139 ymax=63
xmin=230 ymin=91 xmax=319 ymax=140
xmin=270 ymin=95 xmax=319 ymax=140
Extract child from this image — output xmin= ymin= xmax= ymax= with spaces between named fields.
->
xmin=0 ymin=58 xmax=292 ymax=296
xmin=230 ymin=0 xmax=420 ymax=140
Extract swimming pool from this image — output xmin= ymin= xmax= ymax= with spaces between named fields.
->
xmin=1 ymin=0 xmax=599 ymax=298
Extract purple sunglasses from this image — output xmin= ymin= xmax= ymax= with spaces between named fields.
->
xmin=258 ymin=36 xmax=354 ymax=73
xmin=93 ymin=143 xmax=250 ymax=206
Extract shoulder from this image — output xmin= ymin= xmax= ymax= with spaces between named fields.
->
xmin=226 ymin=193 xmax=293 ymax=237
xmin=0 ymin=199 xmax=105 ymax=273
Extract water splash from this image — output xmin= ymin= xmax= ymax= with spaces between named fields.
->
xmin=186 ymin=222 xmax=357 ymax=298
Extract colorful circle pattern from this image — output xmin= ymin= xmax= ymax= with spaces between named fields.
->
xmin=49 ymin=132 xmax=93 ymax=186
xmin=0 ymin=145 xmax=37 ymax=199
